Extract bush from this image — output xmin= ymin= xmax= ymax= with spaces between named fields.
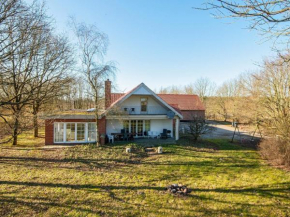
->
xmin=259 ymin=138 xmax=290 ymax=167
xmin=181 ymin=116 xmax=214 ymax=141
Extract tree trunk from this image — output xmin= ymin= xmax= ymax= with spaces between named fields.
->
xmin=33 ymin=112 xmax=38 ymax=137
xmin=12 ymin=116 xmax=19 ymax=146
xmin=95 ymin=113 xmax=99 ymax=147
xmin=33 ymin=103 xmax=39 ymax=138
xmin=95 ymin=94 xmax=100 ymax=147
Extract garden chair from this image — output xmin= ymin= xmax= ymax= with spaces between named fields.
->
xmin=160 ymin=129 xmax=168 ymax=139
xmin=108 ymin=135 xmax=114 ymax=143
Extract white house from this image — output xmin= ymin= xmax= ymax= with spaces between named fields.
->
xmin=44 ymin=80 xmax=205 ymax=145
xmin=104 ymin=81 xmax=183 ymax=141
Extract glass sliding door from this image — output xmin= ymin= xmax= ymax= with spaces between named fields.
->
xmin=144 ymin=120 xmax=150 ymax=134
xmin=131 ymin=120 xmax=136 ymax=135
xmin=66 ymin=123 xmax=76 ymax=142
xmin=77 ymin=123 xmax=85 ymax=142
xmin=137 ymin=120 xmax=143 ymax=136
xmin=54 ymin=123 xmax=64 ymax=142
xmin=123 ymin=120 xmax=129 ymax=133
xmin=88 ymin=123 xmax=96 ymax=142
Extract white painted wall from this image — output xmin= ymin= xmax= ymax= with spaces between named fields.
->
xmin=106 ymin=119 xmax=123 ymax=135
xmin=121 ymin=95 xmax=164 ymax=107
xmin=151 ymin=119 xmax=173 ymax=137
xmin=120 ymin=95 xmax=169 ymax=115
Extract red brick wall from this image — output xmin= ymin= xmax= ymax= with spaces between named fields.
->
xmin=45 ymin=118 xmax=106 ymax=145
xmin=105 ymin=79 xmax=111 ymax=109
xmin=181 ymin=110 xmax=205 ymax=121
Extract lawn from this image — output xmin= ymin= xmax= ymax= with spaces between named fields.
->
xmin=0 ymin=139 xmax=289 ymax=216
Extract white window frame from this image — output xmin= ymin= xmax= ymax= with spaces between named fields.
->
xmin=54 ymin=122 xmax=96 ymax=144
xmin=140 ymin=97 xmax=148 ymax=113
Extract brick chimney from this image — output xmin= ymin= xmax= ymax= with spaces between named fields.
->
xmin=105 ymin=79 xmax=111 ymax=109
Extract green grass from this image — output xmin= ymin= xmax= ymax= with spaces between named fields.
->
xmin=1 ymin=129 xmax=45 ymax=147
xmin=0 ymin=139 xmax=290 ymax=216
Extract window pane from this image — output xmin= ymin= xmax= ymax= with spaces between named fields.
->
xmin=131 ymin=120 xmax=136 ymax=134
xmin=137 ymin=120 xmax=143 ymax=136
xmin=66 ymin=123 xmax=75 ymax=142
xmin=145 ymin=120 xmax=150 ymax=132
xmin=77 ymin=123 xmax=85 ymax=141
xmin=88 ymin=123 xmax=96 ymax=142
xmin=141 ymin=98 xmax=147 ymax=112
xmin=123 ymin=120 xmax=129 ymax=133
xmin=54 ymin=123 xmax=64 ymax=142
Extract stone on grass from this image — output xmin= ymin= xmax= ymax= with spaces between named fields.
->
xmin=166 ymin=184 xmax=191 ymax=196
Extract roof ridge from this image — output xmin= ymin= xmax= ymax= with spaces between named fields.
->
xmin=158 ymin=93 xmax=198 ymax=96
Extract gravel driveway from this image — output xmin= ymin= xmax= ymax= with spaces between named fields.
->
xmin=180 ymin=121 xmax=260 ymax=142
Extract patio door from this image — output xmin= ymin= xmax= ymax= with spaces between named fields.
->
xmin=131 ymin=120 xmax=136 ymax=135
xmin=137 ymin=120 xmax=143 ymax=136
xmin=129 ymin=120 xmax=151 ymax=137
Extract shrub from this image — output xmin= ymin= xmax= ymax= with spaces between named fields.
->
xmin=181 ymin=116 xmax=214 ymax=141
xmin=259 ymin=138 xmax=290 ymax=167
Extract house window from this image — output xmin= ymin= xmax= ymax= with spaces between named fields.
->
xmin=77 ymin=123 xmax=85 ymax=141
xmin=141 ymin=98 xmax=148 ymax=112
xmin=66 ymin=123 xmax=75 ymax=142
xmin=131 ymin=120 xmax=136 ymax=134
xmin=123 ymin=120 xmax=129 ymax=133
xmin=88 ymin=123 xmax=96 ymax=142
xmin=145 ymin=120 xmax=150 ymax=132
xmin=54 ymin=123 xmax=64 ymax=142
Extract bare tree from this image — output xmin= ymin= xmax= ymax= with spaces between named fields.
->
xmin=182 ymin=115 xmax=214 ymax=141
xmin=0 ymin=2 xmax=50 ymax=145
xmin=71 ymin=19 xmax=116 ymax=146
xmin=185 ymin=77 xmax=216 ymax=101
xmin=215 ymin=79 xmax=239 ymax=122
xmin=254 ymin=58 xmax=290 ymax=139
xmin=0 ymin=0 xmax=22 ymax=24
xmin=196 ymin=1 xmax=290 ymax=55
xmin=30 ymin=33 xmax=74 ymax=137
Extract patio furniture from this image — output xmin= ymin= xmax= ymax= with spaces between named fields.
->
xmin=160 ymin=129 xmax=168 ymax=139
xmin=108 ymin=135 xmax=114 ymax=143
xmin=123 ymin=133 xmax=129 ymax=141
xmin=111 ymin=132 xmax=134 ymax=141
xmin=148 ymin=131 xmax=160 ymax=139
xmin=129 ymin=133 xmax=135 ymax=141
xmin=148 ymin=131 xmax=155 ymax=139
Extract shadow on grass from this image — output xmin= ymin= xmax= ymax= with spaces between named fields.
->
xmin=0 ymin=156 xmax=144 ymax=171
xmin=0 ymin=180 xmax=164 ymax=191
xmin=1 ymin=180 xmax=289 ymax=201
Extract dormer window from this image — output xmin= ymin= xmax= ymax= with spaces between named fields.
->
xmin=141 ymin=97 xmax=148 ymax=112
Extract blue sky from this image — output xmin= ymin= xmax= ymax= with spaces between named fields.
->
xmin=27 ymin=0 xmax=275 ymax=92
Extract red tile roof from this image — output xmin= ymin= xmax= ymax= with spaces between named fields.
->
xmin=110 ymin=93 xmax=205 ymax=111
xmin=158 ymin=94 xmax=205 ymax=110
xmin=111 ymin=93 xmax=124 ymax=104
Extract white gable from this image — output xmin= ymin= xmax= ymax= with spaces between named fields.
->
xmin=133 ymin=85 xmax=152 ymax=95
xmin=106 ymin=83 xmax=183 ymax=118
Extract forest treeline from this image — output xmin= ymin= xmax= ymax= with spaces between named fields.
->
xmin=157 ymin=57 xmax=290 ymax=141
